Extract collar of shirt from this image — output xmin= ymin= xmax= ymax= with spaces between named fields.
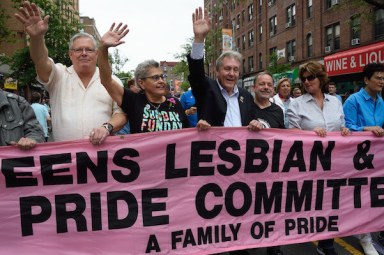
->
xmin=360 ymin=87 xmax=377 ymax=102
xmin=216 ymin=79 xmax=239 ymax=98
xmin=302 ymin=93 xmax=331 ymax=103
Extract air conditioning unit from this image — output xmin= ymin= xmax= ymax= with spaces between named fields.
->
xmin=270 ymin=31 xmax=274 ymax=37
xmin=325 ymin=46 xmax=331 ymax=53
xmin=236 ymin=24 xmax=240 ymax=29
xmin=249 ymin=15 xmax=253 ymax=20
xmin=219 ymin=16 xmax=223 ymax=21
xmin=250 ymin=67 xmax=254 ymax=72
xmin=268 ymin=1 xmax=272 ymax=7
xmin=285 ymin=22 xmax=291 ymax=28
xmin=236 ymin=47 xmax=240 ymax=52
xmin=351 ymin=38 xmax=360 ymax=45
xmin=289 ymin=56 xmax=295 ymax=62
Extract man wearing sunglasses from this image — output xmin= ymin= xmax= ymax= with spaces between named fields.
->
xmin=15 ymin=1 xmax=127 ymax=145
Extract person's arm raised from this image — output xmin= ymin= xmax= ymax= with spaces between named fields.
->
xmin=14 ymin=1 xmax=52 ymax=83
xmin=192 ymin=7 xmax=211 ymax=43
xmin=98 ymin=23 xmax=129 ymax=106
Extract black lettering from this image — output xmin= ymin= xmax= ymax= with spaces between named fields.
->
xmin=2 ymin=157 xmax=36 ymax=187
xmin=195 ymin=183 xmax=223 ymax=219
xmin=197 ymin=226 xmax=213 ymax=244
xmin=310 ymin=141 xmax=335 ymax=171
xmin=315 ymin=180 xmax=324 ymax=210
xmin=76 ymin=151 xmax=108 ymax=184
xmin=371 ymin=177 xmax=384 ymax=207
xmin=165 ymin=143 xmax=188 ymax=179
xmin=55 ymin=194 xmax=87 ymax=233
xmin=282 ymin=141 xmax=306 ymax=172
xmin=107 ymin=191 xmax=138 ymax=229
xmin=254 ymin=182 xmax=283 ymax=214
xmin=183 ymin=228 xmax=196 ymax=247
xmin=112 ymin=148 xmax=140 ymax=183
xmin=19 ymin=196 xmax=51 ymax=236
xmin=285 ymin=181 xmax=313 ymax=212
xmin=285 ymin=219 xmax=295 ymax=235
xmin=348 ymin=178 xmax=368 ymax=208
xmin=271 ymin=140 xmax=282 ymax=172
xmin=90 ymin=193 xmax=102 ymax=231
xmin=328 ymin=216 xmax=339 ymax=231
xmin=217 ymin=140 xmax=241 ymax=176
xmin=244 ymin=139 xmax=269 ymax=173
xmin=190 ymin=141 xmax=216 ymax=176
xmin=146 ymin=234 xmax=161 ymax=253
xmin=41 ymin=153 xmax=73 ymax=185
xmin=225 ymin=182 xmax=252 ymax=217
xmin=172 ymin=230 xmax=183 ymax=249
xmin=327 ymin=179 xmax=347 ymax=209
xmin=142 ymin=189 xmax=169 ymax=226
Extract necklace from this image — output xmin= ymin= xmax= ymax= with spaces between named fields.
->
xmin=147 ymin=101 xmax=163 ymax=118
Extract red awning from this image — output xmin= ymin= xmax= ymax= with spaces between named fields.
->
xmin=324 ymin=41 xmax=384 ymax=76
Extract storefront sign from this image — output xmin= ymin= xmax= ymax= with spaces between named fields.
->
xmin=324 ymin=41 xmax=384 ymax=76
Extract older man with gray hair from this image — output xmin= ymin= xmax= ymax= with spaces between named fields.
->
xmin=15 ymin=1 xmax=127 ymax=145
xmin=187 ymin=7 xmax=255 ymax=129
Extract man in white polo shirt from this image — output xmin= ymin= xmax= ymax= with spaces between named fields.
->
xmin=15 ymin=1 xmax=127 ymax=145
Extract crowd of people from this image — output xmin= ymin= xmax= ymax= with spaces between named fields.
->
xmin=0 ymin=2 xmax=381 ymax=255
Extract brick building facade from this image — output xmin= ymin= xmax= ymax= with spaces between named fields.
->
xmin=204 ymin=0 xmax=384 ymax=94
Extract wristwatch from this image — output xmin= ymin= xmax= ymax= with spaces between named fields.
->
xmin=102 ymin=122 xmax=114 ymax=135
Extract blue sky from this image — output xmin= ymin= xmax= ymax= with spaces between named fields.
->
xmin=80 ymin=0 xmax=204 ymax=72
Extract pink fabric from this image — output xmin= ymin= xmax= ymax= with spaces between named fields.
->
xmin=0 ymin=128 xmax=383 ymax=254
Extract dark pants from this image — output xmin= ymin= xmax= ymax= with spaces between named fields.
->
xmin=318 ymin=239 xmax=334 ymax=249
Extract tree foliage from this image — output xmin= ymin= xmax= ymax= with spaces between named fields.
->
xmin=173 ymin=38 xmax=192 ymax=91
xmin=5 ymin=0 xmax=82 ymax=86
xmin=0 ymin=3 xmax=13 ymax=44
xmin=266 ymin=52 xmax=291 ymax=75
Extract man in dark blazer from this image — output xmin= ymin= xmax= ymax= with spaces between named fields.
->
xmin=187 ymin=7 xmax=260 ymax=130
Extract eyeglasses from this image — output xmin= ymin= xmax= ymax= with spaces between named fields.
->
xmin=141 ymin=74 xmax=165 ymax=82
xmin=71 ymin=48 xmax=96 ymax=54
xmin=301 ymin=75 xmax=317 ymax=83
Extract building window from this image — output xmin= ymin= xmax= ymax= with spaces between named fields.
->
xmin=259 ymin=25 xmax=263 ymax=41
xmin=242 ymin=34 xmax=246 ymax=49
xmin=248 ymin=30 xmax=254 ymax=47
xmin=326 ymin=0 xmax=339 ymax=9
xmin=286 ymin=40 xmax=296 ymax=62
xmin=269 ymin=15 xmax=277 ymax=37
xmin=307 ymin=34 xmax=313 ymax=58
xmin=259 ymin=53 xmax=263 ymax=70
xmin=286 ymin=4 xmax=296 ymax=27
xmin=242 ymin=59 xmax=246 ymax=74
xmin=268 ymin=0 xmax=276 ymax=7
xmin=242 ymin=10 xmax=245 ymax=25
xmin=326 ymin=23 xmax=340 ymax=51
xmin=269 ymin=47 xmax=277 ymax=65
xmin=258 ymin=0 xmax=262 ymax=15
xmin=237 ymin=37 xmax=240 ymax=51
xmin=237 ymin=14 xmax=240 ymax=27
xmin=351 ymin=15 xmax=361 ymax=44
xmin=375 ymin=9 xmax=384 ymax=39
xmin=248 ymin=4 xmax=254 ymax=21
xmin=307 ymin=0 xmax=313 ymax=18
xmin=248 ymin=56 xmax=254 ymax=72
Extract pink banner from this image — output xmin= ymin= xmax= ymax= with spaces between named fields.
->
xmin=0 ymin=128 xmax=384 ymax=254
